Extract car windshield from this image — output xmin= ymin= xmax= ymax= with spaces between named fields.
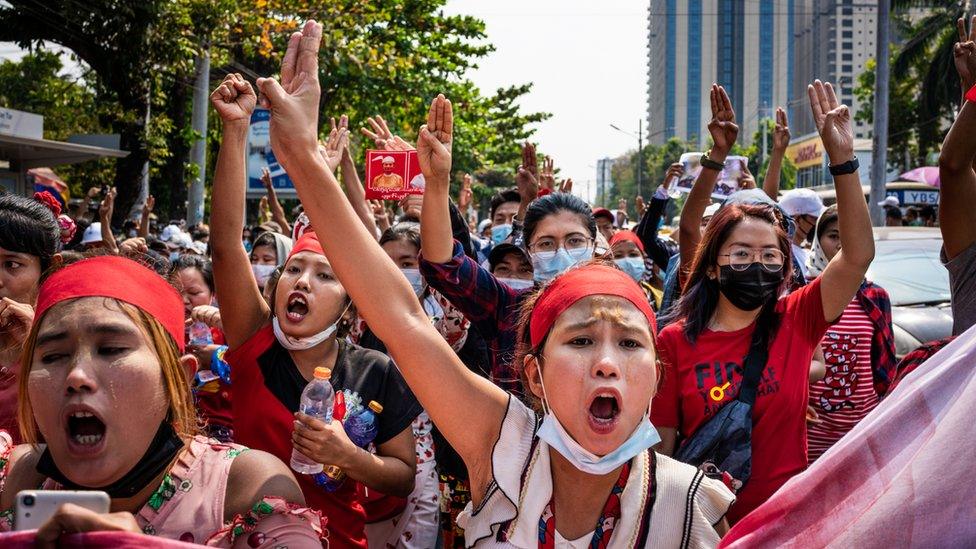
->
xmin=866 ymin=237 xmax=951 ymax=306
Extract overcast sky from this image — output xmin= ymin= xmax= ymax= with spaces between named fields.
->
xmin=443 ymin=0 xmax=649 ymax=203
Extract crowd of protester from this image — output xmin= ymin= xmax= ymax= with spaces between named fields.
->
xmin=0 ymin=17 xmax=974 ymax=549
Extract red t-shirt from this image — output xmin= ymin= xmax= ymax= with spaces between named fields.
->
xmin=652 ymin=277 xmax=830 ymax=523
xmin=0 ymin=361 xmax=20 ymax=444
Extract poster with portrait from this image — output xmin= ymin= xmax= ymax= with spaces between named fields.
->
xmin=364 ymin=150 xmax=424 ymax=199
xmin=673 ymin=152 xmax=748 ymax=200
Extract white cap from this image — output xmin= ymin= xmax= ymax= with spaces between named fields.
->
xmin=478 ymin=219 xmax=492 ymax=233
xmin=382 ymin=156 xmax=395 ymax=164
xmin=703 ymin=203 xmax=721 ymax=218
xmin=81 ymin=222 xmax=103 ymax=245
xmin=779 ymin=188 xmax=826 ymax=217
xmin=160 ymin=224 xmax=182 ymax=242
xmin=877 ymin=196 xmax=900 ymax=208
xmin=188 ymin=241 xmax=208 ymax=255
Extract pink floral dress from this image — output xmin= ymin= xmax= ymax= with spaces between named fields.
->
xmin=0 ymin=432 xmax=327 ymax=547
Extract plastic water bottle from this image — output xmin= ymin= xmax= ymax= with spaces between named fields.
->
xmin=290 ymin=367 xmax=334 ymax=474
xmin=346 ymin=400 xmax=383 ymax=448
xmin=188 ymin=321 xmax=213 ymax=346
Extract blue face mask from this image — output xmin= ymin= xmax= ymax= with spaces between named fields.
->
xmin=531 ymin=247 xmax=592 ymax=283
xmin=614 ymin=257 xmax=646 ymax=282
xmin=243 ymin=240 xmax=253 ymax=253
xmin=535 ymin=372 xmax=661 ymax=475
xmin=498 ymin=277 xmax=534 ymax=290
xmin=169 ymin=251 xmax=180 ymax=263
xmin=491 ymin=223 xmax=513 ymax=245
xmin=401 ymin=268 xmax=425 ymax=296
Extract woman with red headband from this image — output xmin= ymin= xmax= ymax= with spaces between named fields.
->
xmin=0 ymin=255 xmax=325 ymax=546
xmin=209 ymin=72 xmax=420 ymax=548
xmin=254 ymin=21 xmax=733 ymax=546
xmin=652 ymin=81 xmax=875 ymax=524
xmin=609 ymin=230 xmax=665 ymax=311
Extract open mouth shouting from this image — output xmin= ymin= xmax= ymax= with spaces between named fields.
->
xmin=587 ymin=389 xmax=622 ymax=435
xmin=286 ymin=292 xmax=310 ymax=323
xmin=64 ymin=405 xmax=107 ymax=456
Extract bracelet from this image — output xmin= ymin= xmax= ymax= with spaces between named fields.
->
xmin=966 ymin=82 xmax=976 ymax=103
xmin=700 ymin=151 xmax=725 ymax=171
xmin=828 ymin=156 xmax=859 ymax=176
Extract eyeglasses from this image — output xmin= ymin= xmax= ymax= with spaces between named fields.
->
xmin=719 ymin=246 xmax=786 ymax=272
xmin=528 ymin=234 xmax=595 ymax=254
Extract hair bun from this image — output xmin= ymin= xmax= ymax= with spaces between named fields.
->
xmin=32 ymin=191 xmax=62 ymax=217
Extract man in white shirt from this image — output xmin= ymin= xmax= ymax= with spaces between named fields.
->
xmin=779 ymin=188 xmax=825 ymax=279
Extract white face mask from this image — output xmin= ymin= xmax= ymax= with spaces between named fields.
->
xmin=272 ymin=301 xmax=351 ymax=351
xmin=498 ymin=277 xmax=534 ymax=290
xmin=401 ymin=268 xmax=425 ymax=296
xmin=534 ymin=364 xmax=660 ymax=475
xmin=252 ymin=263 xmax=276 ymax=287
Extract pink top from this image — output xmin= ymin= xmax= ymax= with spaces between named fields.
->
xmin=0 ymin=433 xmax=327 ymax=547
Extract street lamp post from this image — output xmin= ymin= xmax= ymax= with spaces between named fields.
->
xmin=610 ymin=121 xmax=645 ymax=197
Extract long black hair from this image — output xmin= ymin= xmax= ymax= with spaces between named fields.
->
xmin=0 ymin=193 xmax=60 ymax=270
xmin=668 ymin=203 xmax=792 ymax=343
xmin=523 ymin=193 xmax=596 ymax=247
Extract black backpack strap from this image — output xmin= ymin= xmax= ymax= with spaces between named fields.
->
xmin=736 ymin=311 xmax=772 ymax=406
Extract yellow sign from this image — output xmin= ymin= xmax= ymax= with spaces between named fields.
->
xmin=785 ymin=135 xmax=825 ymax=169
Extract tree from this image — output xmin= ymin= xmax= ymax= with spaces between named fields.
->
xmin=0 ymin=51 xmax=117 ymax=196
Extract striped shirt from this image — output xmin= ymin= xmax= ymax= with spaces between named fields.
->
xmin=807 ymin=297 xmax=880 ymax=461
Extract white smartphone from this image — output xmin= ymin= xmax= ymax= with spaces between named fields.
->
xmin=15 ymin=490 xmax=110 ymax=531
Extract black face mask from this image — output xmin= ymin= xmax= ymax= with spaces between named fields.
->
xmin=717 ymin=263 xmax=785 ymax=311
xmin=36 ymin=422 xmax=184 ymax=499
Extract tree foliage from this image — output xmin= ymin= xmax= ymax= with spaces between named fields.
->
xmin=0 ymin=0 xmax=548 ymax=223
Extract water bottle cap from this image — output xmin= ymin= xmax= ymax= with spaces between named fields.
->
xmin=313 ymin=367 xmax=332 ymax=380
xmin=368 ymin=401 xmax=383 ymax=414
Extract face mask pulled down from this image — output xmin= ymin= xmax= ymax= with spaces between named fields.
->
xmin=273 ymin=301 xmax=351 ymax=351
xmin=534 ymin=366 xmax=660 ymax=475
xmin=717 ymin=263 xmax=785 ymax=311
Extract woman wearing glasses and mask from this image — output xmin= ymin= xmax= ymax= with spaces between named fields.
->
xmin=652 ymin=80 xmax=875 ymax=524
xmin=420 ymin=182 xmax=597 ymax=395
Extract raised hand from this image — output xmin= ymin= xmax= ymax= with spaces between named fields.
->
xmin=144 ymin=195 xmax=155 ymax=214
xmin=662 ymin=162 xmax=682 ymax=189
xmin=559 ymin=178 xmax=573 ymax=194
xmin=956 ymin=16 xmax=976 ymax=91
xmin=807 ymin=80 xmax=854 ymax=165
xmin=772 ymin=107 xmax=791 ymax=151
xmin=319 ymin=119 xmax=350 ymax=173
xmin=210 ymin=73 xmax=256 ymax=124
xmin=458 ymin=174 xmax=473 ymax=210
xmin=539 ymin=155 xmax=555 ymax=191
xmin=362 ymin=115 xmax=395 ymax=148
xmin=99 ymin=187 xmax=116 ymax=221
xmin=260 ymin=166 xmax=273 ymax=191
xmin=256 ymin=20 xmax=323 ymax=162
xmin=707 ymin=84 xmax=738 ymax=156
xmin=635 ymin=196 xmax=646 ymax=217
xmin=739 ymin=163 xmax=757 ymax=189
xmin=416 ymin=94 xmax=454 ymax=186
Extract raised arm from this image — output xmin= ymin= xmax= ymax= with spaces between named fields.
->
xmin=209 ymin=74 xmax=270 ymax=348
xmin=940 ymin=17 xmax=976 ymax=259
xmin=261 ymin=167 xmax=292 ymax=235
xmin=679 ymin=84 xmax=738 ymax=274
xmin=329 ymin=115 xmax=379 ymax=239
xmin=636 ymin=163 xmax=680 ymax=269
xmin=256 ymin=22 xmax=507 ymax=483
xmin=762 ymin=107 xmax=790 ymax=200
xmin=138 ymin=195 xmax=154 ymax=238
xmin=809 ymin=80 xmax=875 ymax=321
xmin=418 ymin=119 xmax=458 ymax=264
xmin=515 ymin=142 xmax=540 ymax=223
xmin=98 ymin=187 xmax=119 ymax=254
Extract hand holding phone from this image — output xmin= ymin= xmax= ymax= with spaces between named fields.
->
xmin=15 ymin=490 xmax=109 ymax=531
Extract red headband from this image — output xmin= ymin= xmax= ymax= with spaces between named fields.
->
xmin=609 ymin=230 xmax=645 ymax=253
xmin=34 ymin=256 xmax=186 ymax=352
xmin=529 ymin=265 xmax=657 ymax=348
xmin=288 ymin=231 xmax=325 ymax=262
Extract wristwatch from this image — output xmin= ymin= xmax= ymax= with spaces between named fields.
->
xmin=700 ymin=150 xmax=725 ymax=171
xmin=828 ymin=156 xmax=859 ymax=176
